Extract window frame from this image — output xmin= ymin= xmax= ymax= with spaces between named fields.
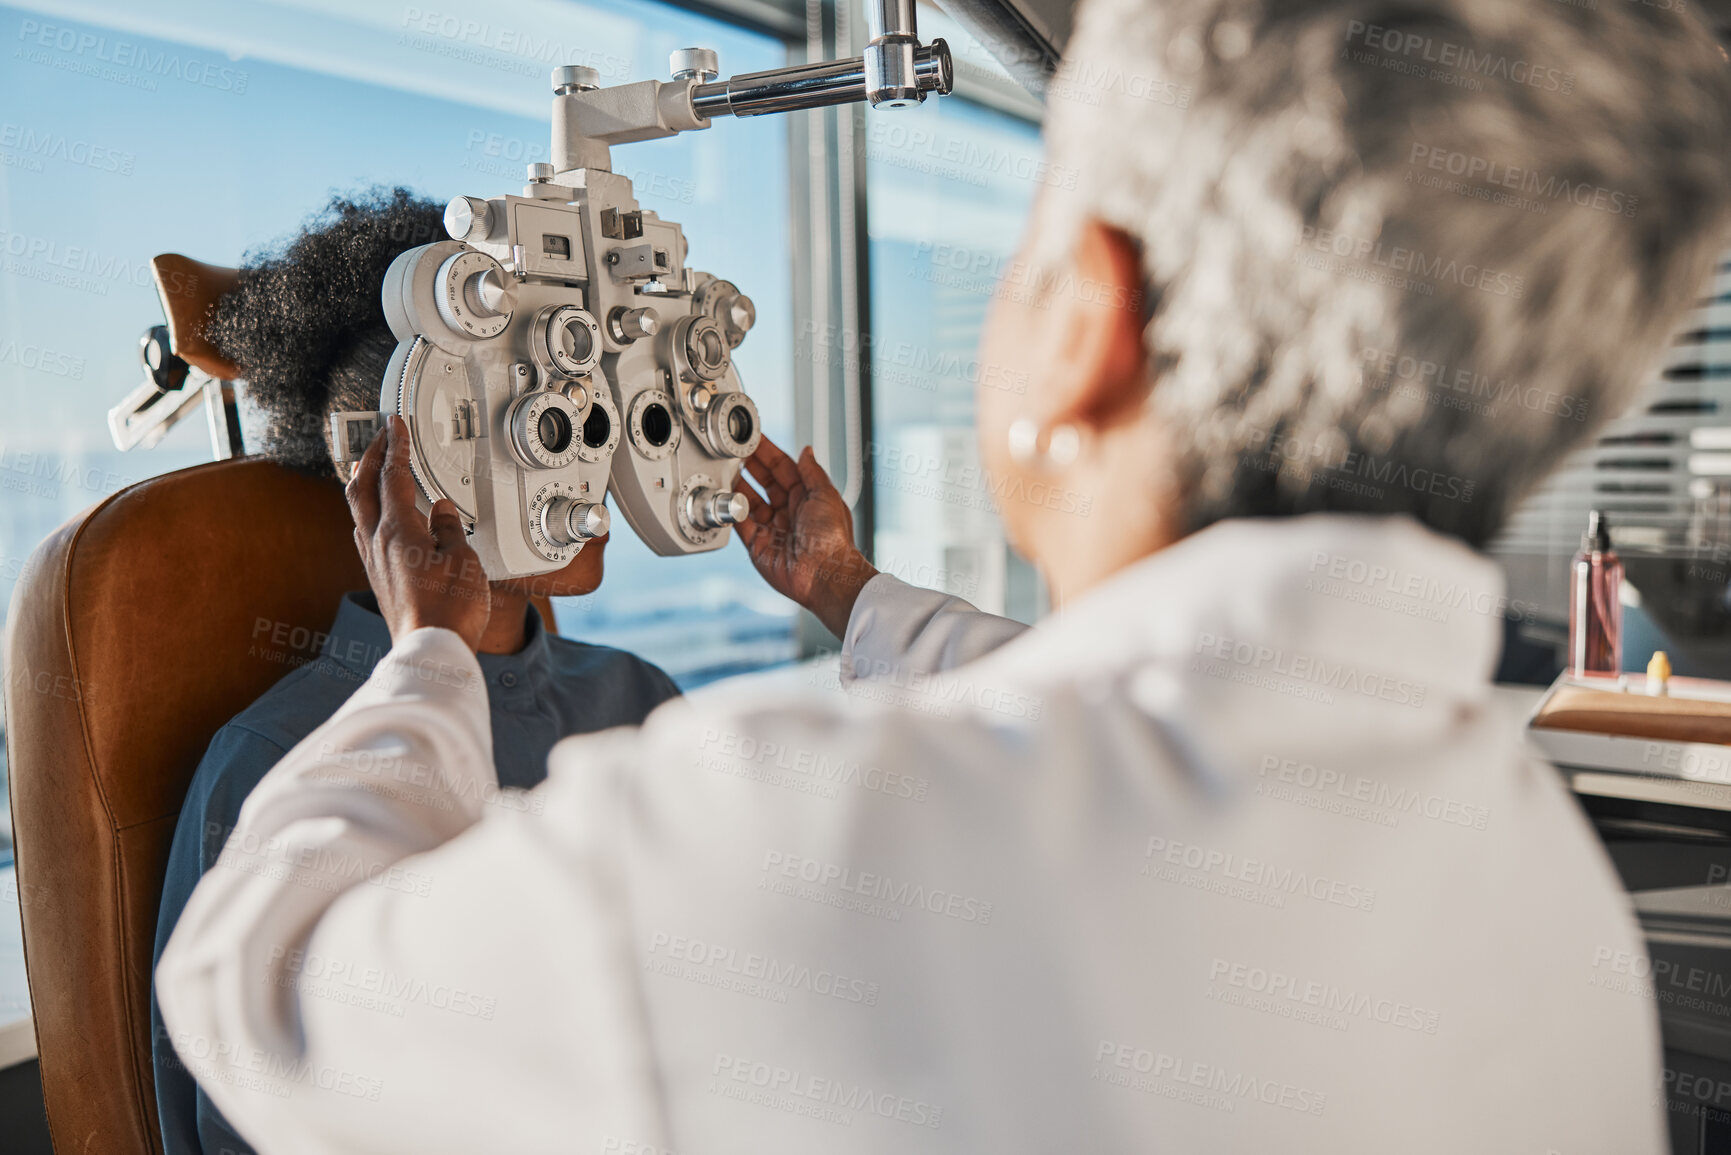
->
xmin=773 ymin=0 xmax=1046 ymax=652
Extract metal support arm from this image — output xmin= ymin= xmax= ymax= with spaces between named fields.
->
xmin=552 ymin=1 xmax=952 ymax=177
xmin=692 ymin=42 xmax=951 ymax=120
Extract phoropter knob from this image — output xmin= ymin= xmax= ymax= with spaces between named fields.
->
xmin=542 ymin=497 xmax=610 ymax=546
xmin=688 ymin=487 xmax=748 ymax=530
xmin=670 ymin=48 xmax=720 ymax=82
xmin=723 ymin=293 xmax=755 ymax=346
xmin=553 ymin=65 xmax=601 ymax=94
xmin=433 ymin=249 xmax=516 ymax=340
xmin=464 ymin=267 xmax=514 ymax=318
xmin=608 ymin=306 xmax=660 ymax=343
xmin=444 ymin=196 xmax=492 ymax=243
xmin=695 ymin=279 xmax=756 ymax=348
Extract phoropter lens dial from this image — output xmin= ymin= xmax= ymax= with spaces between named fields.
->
xmin=667 ymin=314 xmax=730 ymax=383
xmin=536 ymin=305 xmax=603 ymax=378
xmin=702 ymin=391 xmax=761 ymax=459
xmin=575 ymin=383 xmax=622 ymax=464
xmin=508 ymin=390 xmax=585 ymax=469
xmin=627 ymin=388 xmax=682 ymax=461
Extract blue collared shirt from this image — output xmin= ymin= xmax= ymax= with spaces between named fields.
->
xmin=150 ymin=592 xmax=679 ymax=1155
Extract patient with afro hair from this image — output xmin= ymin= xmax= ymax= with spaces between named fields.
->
xmin=206 ymin=186 xmax=443 ymax=477
xmin=150 ymin=186 xmax=681 ymax=1155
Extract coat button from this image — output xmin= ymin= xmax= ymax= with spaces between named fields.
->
xmin=500 ymin=671 xmax=518 ymax=688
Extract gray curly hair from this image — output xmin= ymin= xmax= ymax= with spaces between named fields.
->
xmin=1038 ymin=0 xmax=1731 ymax=547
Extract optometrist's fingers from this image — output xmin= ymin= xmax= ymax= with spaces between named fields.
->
xmin=738 ymin=484 xmax=771 ymax=531
xmin=795 ymin=445 xmax=840 ymax=498
xmin=743 ymin=454 xmax=788 ymax=510
xmin=343 ymin=422 xmax=389 ymax=537
xmin=750 ymin=436 xmax=804 ymax=496
xmin=376 ymin=416 xmax=422 ymax=533
xmin=428 ymin=499 xmax=470 ymax=557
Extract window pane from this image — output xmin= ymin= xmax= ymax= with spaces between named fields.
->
xmin=0 ymin=0 xmax=798 ymax=864
xmin=866 ymin=80 xmax=1045 ymax=622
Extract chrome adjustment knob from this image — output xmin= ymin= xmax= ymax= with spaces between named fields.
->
xmin=553 ymin=65 xmax=601 ymax=93
xmin=722 ymin=294 xmax=755 ymax=345
xmin=694 ymin=279 xmax=756 ymax=348
xmin=541 ymin=497 xmax=610 ymax=546
xmin=670 ymin=47 xmax=719 ymax=82
xmin=463 ymin=268 xmax=513 ymax=318
xmin=433 ymin=249 xmax=515 ymax=340
xmin=687 ymin=487 xmax=748 ymax=530
xmin=444 ymin=196 xmax=493 ymax=243
xmin=608 ymin=305 xmax=660 ymax=344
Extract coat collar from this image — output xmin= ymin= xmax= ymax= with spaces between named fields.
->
xmin=976 ymin=514 xmax=1507 ymax=766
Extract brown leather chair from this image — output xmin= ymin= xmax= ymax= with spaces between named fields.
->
xmin=6 ymin=456 xmax=562 ymax=1154
xmin=4 ymin=260 xmax=560 ymax=1153
xmin=5 ymin=459 xmax=370 ymax=1154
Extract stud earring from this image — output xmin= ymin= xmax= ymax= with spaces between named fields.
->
xmin=1008 ymin=418 xmax=1041 ymax=466
xmin=1008 ymin=418 xmax=1082 ymax=469
xmin=1047 ymin=424 xmax=1080 ymax=467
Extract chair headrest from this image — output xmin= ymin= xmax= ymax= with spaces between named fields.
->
xmin=151 ymin=253 xmax=242 ymax=379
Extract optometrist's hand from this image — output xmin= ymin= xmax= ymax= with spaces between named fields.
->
xmin=345 ymin=416 xmax=490 ymax=652
xmin=736 ymin=435 xmax=877 ymax=639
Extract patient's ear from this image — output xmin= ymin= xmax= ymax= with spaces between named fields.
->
xmin=1044 ymin=217 xmax=1148 ymax=433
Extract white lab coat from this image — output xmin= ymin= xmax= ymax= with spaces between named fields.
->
xmin=157 ymin=513 xmax=1663 ymax=1154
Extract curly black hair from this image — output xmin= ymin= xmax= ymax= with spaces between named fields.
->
xmin=206 ymin=187 xmax=446 ymax=477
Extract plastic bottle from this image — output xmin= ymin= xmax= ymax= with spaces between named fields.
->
xmin=1569 ymin=509 xmax=1623 ymax=677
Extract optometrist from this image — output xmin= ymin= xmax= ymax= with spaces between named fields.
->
xmin=156 ymin=0 xmax=1731 ymax=1148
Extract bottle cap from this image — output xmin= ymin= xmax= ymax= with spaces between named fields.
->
xmin=1582 ymin=509 xmax=1613 ymax=554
